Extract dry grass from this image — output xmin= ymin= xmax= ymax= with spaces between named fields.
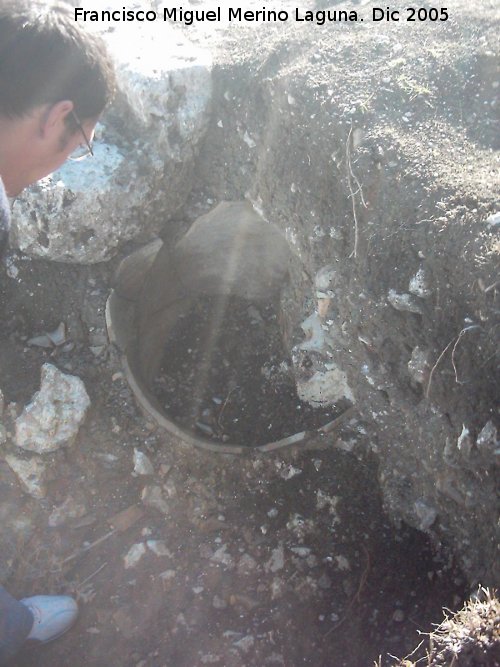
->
xmin=377 ymin=588 xmax=500 ymax=667
xmin=426 ymin=587 xmax=500 ymax=666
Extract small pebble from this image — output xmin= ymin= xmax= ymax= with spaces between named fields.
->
xmin=392 ymin=609 xmax=405 ymax=623
xmin=213 ymin=595 xmax=227 ymax=609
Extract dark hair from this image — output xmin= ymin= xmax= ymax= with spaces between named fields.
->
xmin=0 ymin=0 xmax=115 ymax=121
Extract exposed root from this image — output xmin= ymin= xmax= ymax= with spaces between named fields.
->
xmin=217 ymin=385 xmax=240 ymax=431
xmin=425 ymin=337 xmax=456 ymax=400
xmin=61 ymin=529 xmax=117 ymax=565
xmin=384 ymin=588 xmax=500 ymax=667
xmin=346 ymin=126 xmax=367 ymax=259
xmin=424 ymin=587 xmax=500 ymax=666
xmin=425 ymin=326 xmax=482 ymax=399
xmin=324 ymin=543 xmax=371 ymax=637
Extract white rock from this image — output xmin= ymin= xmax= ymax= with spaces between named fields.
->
xmin=392 ymin=609 xmax=405 ymax=623
xmin=279 ymin=464 xmax=302 ymax=480
xmin=28 ymin=323 xmax=67 ymax=349
xmin=237 ymin=553 xmax=258 ymax=574
xmin=314 ymin=265 xmax=337 ymax=296
xmin=264 ymin=545 xmax=285 ymax=573
xmin=5 ymin=455 xmax=47 ymax=498
xmin=270 ymin=577 xmax=285 ymax=600
xmin=123 ymin=542 xmax=146 ymax=568
xmin=414 ymin=499 xmax=437 ymax=530
xmin=10 ymin=24 xmax=212 ymax=263
xmin=387 ymin=289 xmax=423 ymax=314
xmin=27 ymin=334 xmax=53 ymax=349
xmin=290 ymin=547 xmax=311 ymax=557
xmin=408 ymin=347 xmax=430 ymax=385
xmin=409 ymin=267 xmax=432 ymax=298
xmin=457 ymin=425 xmax=473 ymax=457
xmin=212 ymin=595 xmax=227 ymax=609
xmin=298 ymin=313 xmax=326 ymax=351
xmin=297 ymin=367 xmax=353 ymax=407
xmin=133 ymin=448 xmax=155 ymax=475
xmin=15 ymin=364 xmax=90 ymax=453
xmin=159 ymin=569 xmax=176 ymax=583
xmin=146 ymin=540 xmax=171 ymax=557
xmin=286 ymin=513 xmax=315 ymax=539
xmin=335 ymin=555 xmax=351 ymax=571
xmin=233 ymin=635 xmax=255 ymax=653
xmin=476 ymin=420 xmax=498 ymax=455
xmin=211 ymin=544 xmax=234 ymax=568
xmin=4 ymin=256 xmax=19 ymax=279
xmin=141 ymin=485 xmax=169 ymax=514
xmin=316 ymin=490 xmax=340 ymax=525
xmin=163 ymin=479 xmax=177 ymax=498
xmin=485 ymin=211 xmax=500 ymax=227
xmin=48 ymin=495 xmax=87 ymax=527
xmin=243 ymin=130 xmax=256 ymax=148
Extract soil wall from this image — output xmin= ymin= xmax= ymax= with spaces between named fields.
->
xmin=190 ymin=2 xmax=499 ymax=585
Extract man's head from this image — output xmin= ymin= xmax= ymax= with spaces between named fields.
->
xmin=0 ymin=0 xmax=115 ymax=195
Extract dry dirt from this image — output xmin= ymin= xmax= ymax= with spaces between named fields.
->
xmin=0 ymin=328 xmax=466 ymax=666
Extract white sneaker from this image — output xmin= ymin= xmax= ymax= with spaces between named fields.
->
xmin=20 ymin=595 xmax=78 ymax=643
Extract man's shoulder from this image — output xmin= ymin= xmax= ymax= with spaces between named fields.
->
xmin=0 ymin=177 xmax=10 ymax=257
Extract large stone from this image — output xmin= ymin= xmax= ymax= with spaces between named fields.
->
xmin=296 ymin=368 xmax=354 ymax=407
xmin=9 ymin=22 xmax=212 ymax=263
xmin=15 ymin=363 xmax=90 ymax=453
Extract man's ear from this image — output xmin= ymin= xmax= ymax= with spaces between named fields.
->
xmin=39 ymin=100 xmax=74 ymax=139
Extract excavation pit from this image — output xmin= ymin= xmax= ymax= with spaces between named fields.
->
xmin=106 ymin=201 xmax=348 ymax=453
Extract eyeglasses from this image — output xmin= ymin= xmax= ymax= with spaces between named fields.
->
xmin=68 ymin=110 xmax=94 ymax=161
